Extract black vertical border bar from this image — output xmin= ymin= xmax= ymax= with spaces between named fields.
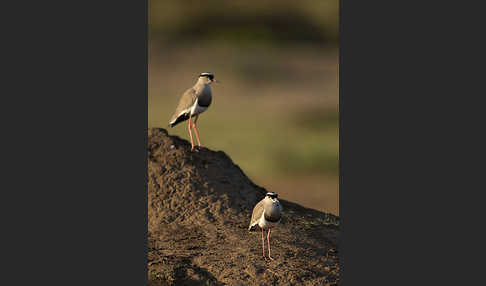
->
xmin=0 ymin=0 xmax=148 ymax=284
xmin=143 ymin=0 xmax=149 ymax=283
xmin=338 ymin=0 xmax=478 ymax=284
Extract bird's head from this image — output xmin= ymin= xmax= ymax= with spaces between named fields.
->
xmin=198 ymin=72 xmax=218 ymax=84
xmin=266 ymin=192 xmax=279 ymax=202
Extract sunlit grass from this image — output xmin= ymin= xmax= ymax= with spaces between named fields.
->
xmin=150 ymin=94 xmax=338 ymax=178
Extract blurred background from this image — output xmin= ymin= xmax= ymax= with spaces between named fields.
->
xmin=149 ymin=0 xmax=339 ymax=215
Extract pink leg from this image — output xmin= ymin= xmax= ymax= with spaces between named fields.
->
xmin=192 ymin=115 xmax=201 ymax=147
xmin=267 ymin=229 xmax=274 ymax=260
xmin=187 ymin=114 xmax=195 ymax=151
xmin=262 ymin=228 xmax=266 ymax=259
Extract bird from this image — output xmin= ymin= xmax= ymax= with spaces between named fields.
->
xmin=169 ymin=72 xmax=218 ymax=151
xmin=249 ymin=192 xmax=283 ymax=260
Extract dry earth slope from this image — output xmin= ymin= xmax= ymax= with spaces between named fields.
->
xmin=148 ymin=128 xmax=340 ymax=286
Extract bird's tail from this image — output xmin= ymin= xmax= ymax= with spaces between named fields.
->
xmin=168 ymin=113 xmax=189 ymax=128
xmin=168 ymin=117 xmax=176 ymax=128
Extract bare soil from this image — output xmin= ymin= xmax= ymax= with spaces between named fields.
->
xmin=148 ymin=128 xmax=340 ymax=285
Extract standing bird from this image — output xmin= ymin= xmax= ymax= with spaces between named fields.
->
xmin=249 ymin=192 xmax=283 ymax=260
xmin=169 ymin=72 xmax=218 ymax=151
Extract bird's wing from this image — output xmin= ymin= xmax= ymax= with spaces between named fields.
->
xmin=248 ymin=199 xmax=264 ymax=230
xmin=169 ymin=87 xmax=198 ymax=127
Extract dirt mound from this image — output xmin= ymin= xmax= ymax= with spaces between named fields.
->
xmin=148 ymin=128 xmax=340 ymax=286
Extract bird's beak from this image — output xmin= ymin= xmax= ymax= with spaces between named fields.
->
xmin=212 ymin=79 xmax=219 ymax=83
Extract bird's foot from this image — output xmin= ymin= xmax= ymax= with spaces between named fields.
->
xmin=268 ymin=256 xmax=275 ymax=261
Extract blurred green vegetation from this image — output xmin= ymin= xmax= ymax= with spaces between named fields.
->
xmin=149 ymin=0 xmax=339 ymax=46
xmin=149 ymin=0 xmax=339 ymax=214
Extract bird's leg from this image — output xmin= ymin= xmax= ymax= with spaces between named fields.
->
xmin=262 ymin=228 xmax=267 ymax=259
xmin=267 ymin=228 xmax=274 ymax=260
xmin=187 ymin=114 xmax=195 ymax=151
xmin=192 ymin=115 xmax=201 ymax=147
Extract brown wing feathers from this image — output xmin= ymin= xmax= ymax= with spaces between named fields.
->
xmin=169 ymin=88 xmax=197 ymax=127
xmin=248 ymin=199 xmax=264 ymax=231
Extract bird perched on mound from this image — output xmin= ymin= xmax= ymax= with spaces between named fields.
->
xmin=249 ymin=192 xmax=283 ymax=260
xmin=169 ymin=72 xmax=218 ymax=151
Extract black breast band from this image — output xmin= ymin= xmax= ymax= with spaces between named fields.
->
xmin=264 ymin=214 xmax=281 ymax=223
